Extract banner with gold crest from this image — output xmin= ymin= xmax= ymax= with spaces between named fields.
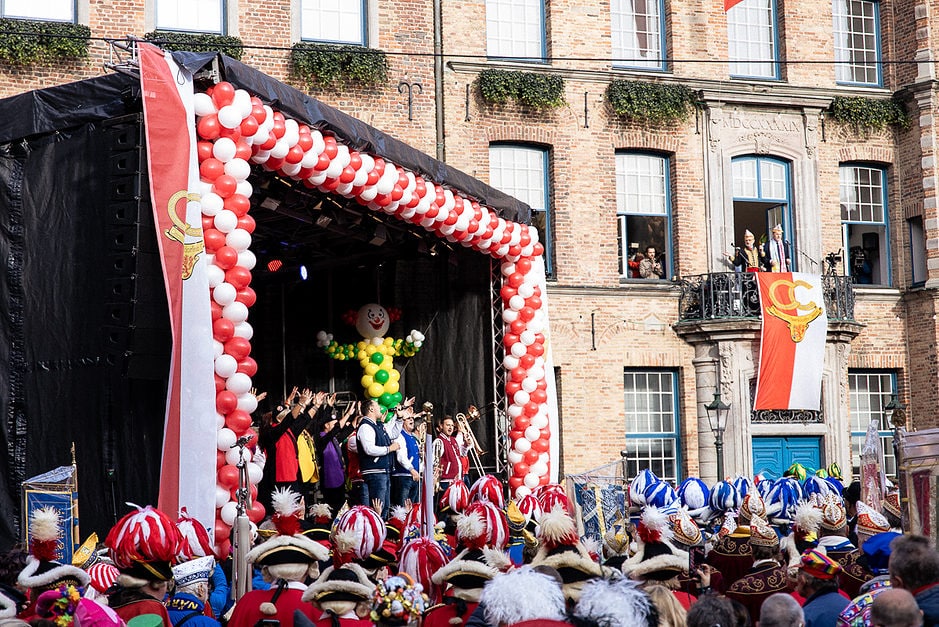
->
xmin=754 ymin=272 xmax=828 ymax=410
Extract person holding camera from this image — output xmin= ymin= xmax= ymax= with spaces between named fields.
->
xmin=638 ymin=245 xmax=666 ymax=279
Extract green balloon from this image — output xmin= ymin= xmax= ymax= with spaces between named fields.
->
xmin=374 ymin=369 xmax=390 ymax=384
xmin=370 ymin=352 xmax=384 ymax=365
xmin=379 ymin=392 xmax=394 ymax=407
xmin=390 ymin=392 xmax=403 ymax=406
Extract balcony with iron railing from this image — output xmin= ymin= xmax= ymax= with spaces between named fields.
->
xmin=677 ymin=272 xmax=856 ymax=322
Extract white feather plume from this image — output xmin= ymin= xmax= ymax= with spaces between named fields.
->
xmin=793 ymin=500 xmax=823 ymax=534
xmin=31 ymin=507 xmax=63 ymax=542
xmin=271 ymin=487 xmax=302 ymax=517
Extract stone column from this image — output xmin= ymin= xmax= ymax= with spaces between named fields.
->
xmin=692 ymin=344 xmax=720 ymax=484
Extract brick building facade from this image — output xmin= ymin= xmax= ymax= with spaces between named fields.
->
xmin=2 ymin=0 xmax=934 ymax=484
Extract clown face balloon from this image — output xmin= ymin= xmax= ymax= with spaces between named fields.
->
xmin=356 ymin=303 xmax=389 ymax=338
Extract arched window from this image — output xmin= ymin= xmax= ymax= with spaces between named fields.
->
xmin=731 ymin=156 xmax=794 ymax=269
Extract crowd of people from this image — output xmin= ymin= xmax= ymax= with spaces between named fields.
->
xmin=0 ymin=393 xmax=937 ymax=627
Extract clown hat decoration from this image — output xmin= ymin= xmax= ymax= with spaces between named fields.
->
xmin=86 ymin=562 xmax=120 ymax=596
xmin=456 ymin=501 xmax=509 ymax=552
xmin=331 ymin=505 xmax=387 ymax=567
xmin=247 ymin=488 xmax=329 ymax=568
xmin=19 ymin=507 xmax=91 ymax=591
xmin=469 ymin=475 xmax=506 ymax=509
xmin=176 ymin=508 xmax=217 ymax=560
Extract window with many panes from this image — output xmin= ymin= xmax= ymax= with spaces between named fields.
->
xmin=841 ymin=164 xmax=890 ymax=285
xmin=611 ymin=0 xmax=665 ymax=70
xmin=156 ymin=0 xmax=223 ymax=33
xmin=486 ymin=0 xmax=545 ymax=61
xmin=623 ymin=370 xmax=680 ymax=482
xmin=727 ymin=0 xmax=778 ymax=79
xmin=301 ymin=0 xmax=366 ymax=45
xmin=849 ymin=370 xmax=897 ymax=479
xmin=4 ymin=0 xmax=74 ymax=21
xmin=833 ymin=0 xmax=881 ymax=85
xmin=489 ymin=145 xmax=552 ymax=275
xmin=616 ymin=152 xmax=671 ymax=280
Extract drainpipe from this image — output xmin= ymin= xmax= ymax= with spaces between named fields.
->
xmin=433 ymin=0 xmax=445 ymax=162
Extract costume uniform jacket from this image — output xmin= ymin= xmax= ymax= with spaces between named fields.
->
xmin=705 ymin=528 xmax=754 ymax=591
xmin=834 ymin=550 xmax=871 ymax=600
xmin=725 ymin=561 xmax=791 ymax=623
xmin=227 ymin=582 xmax=316 ymax=627
xmin=802 ymin=589 xmax=850 ymax=627
xmin=423 ymin=599 xmax=480 ymax=627
xmin=166 ymin=592 xmax=221 ymax=627
xmin=108 ymin=588 xmax=173 ymax=627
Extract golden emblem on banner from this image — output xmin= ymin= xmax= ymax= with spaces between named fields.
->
xmin=766 ymin=278 xmax=823 ymax=343
xmin=164 ymin=190 xmax=204 ymax=280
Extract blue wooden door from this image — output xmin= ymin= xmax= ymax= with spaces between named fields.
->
xmin=752 ymin=436 xmax=821 ymax=479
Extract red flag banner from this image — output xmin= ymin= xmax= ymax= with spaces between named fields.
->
xmin=725 ymin=0 xmax=745 ymax=11
xmin=754 ymin=273 xmax=827 ymax=410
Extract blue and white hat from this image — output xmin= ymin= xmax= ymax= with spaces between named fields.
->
xmin=765 ymin=477 xmax=804 ymax=524
xmin=629 ymin=469 xmax=660 ymax=508
xmin=643 ymin=481 xmax=679 ymax=511
xmin=732 ymin=475 xmax=753 ymax=500
xmin=678 ymin=477 xmax=710 ymax=521
xmin=802 ymin=475 xmax=838 ymax=503
xmin=172 ymin=556 xmax=214 ymax=588
xmin=709 ymin=480 xmax=742 ymax=514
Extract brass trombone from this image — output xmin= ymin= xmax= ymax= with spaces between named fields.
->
xmin=456 ymin=406 xmax=486 ymax=477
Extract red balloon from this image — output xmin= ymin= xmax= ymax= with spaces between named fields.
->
xmin=214 ymin=246 xmax=238 ymax=270
xmin=225 ymin=409 xmax=252 ymax=433
xmin=211 ymin=301 xmax=223 ymax=321
xmin=251 ymin=104 xmax=267 ymax=124
xmin=200 ymin=158 xmax=225 ymax=181
xmin=237 ymin=214 xmax=256 ymax=234
xmin=526 ymin=297 xmax=543 ymax=310
xmin=216 ymin=539 xmax=232 ymax=558
xmin=531 ymin=389 xmax=548 ymax=404
xmin=214 ymin=374 xmax=226 ymax=392
xmin=500 ymin=285 xmax=517 ymax=301
xmin=503 ymin=333 xmax=519 ymax=348
xmin=225 ymin=337 xmax=252 ymax=361
xmin=235 ymin=141 xmax=252 ymax=161
xmin=218 ymin=465 xmax=239 ymax=490
xmin=315 ymin=153 xmax=331 ymax=171
xmin=264 ymin=156 xmax=285 ymax=172
xmin=261 ymin=132 xmax=277 ymax=151
xmin=214 ymin=175 xmax=238 ymax=198
xmin=509 ymin=476 xmax=524 ymax=491
xmin=540 ymin=428 xmax=551 ymax=439
xmin=225 ymin=266 xmax=252 ymax=290
xmin=242 ymin=428 xmax=258 ymax=450
xmin=202 ymin=215 xmax=215 ymax=231
xmin=323 ymin=136 xmax=338 ymax=159
xmin=224 ymin=194 xmax=250 ymax=217
xmin=204 ymin=229 xmax=226 ymax=253
xmin=517 ymin=258 xmax=532 ymax=274
xmin=519 ymin=354 xmax=536 ymax=369
xmin=518 ymin=307 xmax=536 ymax=322
xmin=286 ymin=145 xmax=305 ymax=165
xmin=509 ymin=245 xmax=522 ymax=257
xmin=247 ymin=500 xmax=266 ymax=524
xmin=216 ymin=449 xmax=226 ymax=469
xmin=528 ymin=343 xmax=545 ymax=357
xmin=523 ymin=402 xmax=539 ymax=417
xmin=271 ymin=121 xmax=286 ymax=140
xmin=216 ymin=390 xmax=238 ymax=414
xmin=510 ymin=319 xmax=526 ymax=335
xmin=339 ymin=166 xmax=356 ymax=184
xmin=197 ymin=115 xmax=220 ymax=140
xmin=237 ymin=356 xmax=258 ymax=377
xmin=235 ymin=287 xmax=257 ymax=307
xmin=514 ymin=415 xmax=532 ymax=431
xmin=298 ymin=133 xmax=313 ymax=151
xmin=218 ymin=127 xmax=242 ymax=142
xmin=231 ymin=482 xmax=258 ymax=502
xmin=211 ymin=82 xmax=235 ymax=107
xmin=506 ymin=381 xmax=521 ymax=396
xmin=532 ymin=438 xmax=551 ymax=453
xmin=510 ymin=367 xmax=527 ymax=382
xmin=513 ymin=462 xmax=530 ymax=478
xmin=523 ymin=449 xmax=539 ymax=464
xmin=213 ymin=318 xmax=235 ymax=342
xmin=239 ymin=116 xmax=259 ymax=137
xmin=533 ymin=243 xmax=545 ymax=257
xmin=214 ymin=520 xmax=231 ymax=542
xmin=539 ymin=474 xmax=551 ymax=486
xmin=197 ymin=141 xmax=214 ymax=162
xmin=509 ymin=429 xmax=524 ymax=442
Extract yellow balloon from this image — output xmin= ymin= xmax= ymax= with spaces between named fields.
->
xmin=389 ymin=369 xmax=400 ymax=382
xmin=366 ymin=344 xmax=376 ymax=354
xmin=365 ymin=363 xmax=380 ymax=376
xmin=368 ymin=382 xmax=384 ymax=398
xmin=384 ymin=337 xmax=394 ymax=346
xmin=357 ymin=350 xmax=367 ymax=361
xmin=360 ymin=359 xmax=369 ymax=368
xmin=361 ymin=375 xmax=374 ymax=388
xmin=386 ymin=381 xmax=400 ymax=394
xmin=356 ymin=341 xmax=366 ymax=350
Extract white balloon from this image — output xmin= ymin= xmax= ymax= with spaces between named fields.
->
xmin=247 ymin=462 xmax=263 ymax=484
xmin=514 ymin=438 xmax=531 ymax=453
xmin=218 ymin=105 xmax=243 ymax=130
xmin=217 ymin=428 xmax=236 ymax=450
xmin=520 ymin=330 xmax=536 ymax=346
xmin=521 ymin=377 xmax=537 ymax=393
xmin=213 ymin=283 xmax=237 ymax=306
xmin=220 ymin=501 xmax=238 ymax=526
xmin=532 ymin=462 xmax=548 ymax=476
xmin=201 ymin=192 xmax=224 ymax=217
xmin=236 ymin=180 xmax=254 ymax=198
xmin=513 ymin=390 xmax=531 ymax=406
xmin=511 ymin=343 xmax=527 ymax=358
xmin=216 ymin=413 xmax=225 ymax=430
xmin=495 ymin=244 xmax=510 ymax=258
xmin=207 ymin=264 xmax=225 ymax=288
xmin=282 ymin=162 xmax=302 ymax=177
xmin=529 ymin=366 xmax=545 ymax=380
xmin=524 ymin=472 xmax=540 ymax=489
xmin=531 ymin=413 xmax=549 ymax=429
xmin=237 ymin=393 xmax=258 ymax=413
xmin=223 ymin=301 xmax=249 ymax=323
xmin=215 ymin=486 xmax=231 ymax=508
xmin=270 ymin=140 xmax=289 ymax=160
xmin=518 ymin=283 xmax=535 ymax=298
xmin=524 ymin=425 xmax=541 ymax=441
xmin=226 ymin=229 xmax=252 ymax=252
xmin=283 ymin=119 xmax=300 ymax=146
xmin=214 ymin=210 xmax=238 ymax=234
xmin=503 ymin=355 xmax=520 ymax=370
xmin=233 ymin=90 xmax=253 ymax=117
xmin=527 ymin=318 xmax=544 ymax=333
xmin=224 ymin=158 xmax=251 ymax=181
xmin=507 ymin=449 xmax=523 ymax=464
xmin=226 ymin=446 xmax=251 ymax=466
xmin=509 ymin=295 xmax=525 ymax=311
xmin=515 ymin=485 xmax=532 ymax=497
xmin=251 ymin=149 xmax=270 ymax=163
xmin=237 ymin=250 xmax=257 ymax=271
xmin=508 ymin=404 xmax=523 ymax=418
xmin=234 ymin=321 xmax=254 ymax=340
xmin=212 ymin=138 xmax=236 ymax=163
xmin=213 ymin=340 xmax=225 ymax=358
xmin=215 ymin=354 xmax=238 ymax=378
xmin=194 ymin=93 xmax=217 ymax=116
xmin=226 ymin=372 xmax=252 ymax=395
xmin=502 ymin=309 xmax=519 ymax=323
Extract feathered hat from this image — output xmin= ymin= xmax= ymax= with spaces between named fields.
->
xmin=709 ymin=480 xmax=742 ymax=515
xmin=86 ymin=562 xmax=120 ymax=595
xmin=480 ymin=567 xmax=568 ymax=626
xmin=306 ymin=503 xmax=334 ymax=548
xmin=571 ymin=577 xmax=657 ymax=627
xmin=732 ymin=475 xmax=754 ymax=500
xmin=176 ymin=508 xmax=217 ymax=561
xmin=628 ymin=470 xmax=659 ymax=509
xmin=104 ymin=504 xmax=181 ymax=584
xmin=398 ymin=537 xmax=451 ymax=605
xmin=439 ymin=481 xmax=470 ymax=516
xmin=765 ymin=477 xmax=804 ymax=525
xmin=330 ymin=505 xmax=387 ymax=567
xmin=781 ymin=501 xmax=822 ymax=567
xmin=678 ymin=477 xmax=711 ymax=521
xmin=247 ymin=488 xmax=330 ymax=567
xmin=386 ymin=505 xmax=408 ymax=546
xmin=621 ymin=506 xmax=688 ymax=581
xmin=534 ymin=484 xmax=572 ymax=516
xmin=803 ymin=475 xmax=837 ymax=502
xmin=19 ymin=507 xmax=91 ymax=590
xmin=456 ymin=502 xmax=509 ymax=552
xmin=469 ymin=475 xmax=506 ymax=509
xmin=643 ymin=481 xmax=679 ymax=511
xmin=529 ymin=506 xmax=605 ymax=601
xmin=516 ymin=493 xmax=543 ymax=526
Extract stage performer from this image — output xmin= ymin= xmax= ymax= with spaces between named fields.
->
xmin=258 ymin=387 xmax=316 ymax=508
xmin=391 ymin=403 xmax=422 ymax=507
xmin=433 ymin=416 xmax=463 ymax=503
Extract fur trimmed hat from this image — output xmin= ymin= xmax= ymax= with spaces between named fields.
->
xmin=248 ymin=489 xmax=330 ymax=567
xmin=0 ymin=583 xmax=26 ymax=619
xmin=431 ymin=546 xmax=510 ymax=601
xmin=481 ymin=567 xmax=568 ymax=626
xmin=529 ymin=507 xmax=605 ymax=601
xmin=571 ymin=577 xmax=656 ymax=627
xmin=19 ymin=507 xmax=91 ymax=591
xmin=621 ymin=506 xmax=688 ymax=581
xmin=302 ymin=563 xmax=374 ymax=604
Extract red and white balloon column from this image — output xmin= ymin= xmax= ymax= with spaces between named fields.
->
xmin=192 ymin=82 xmax=553 ymax=525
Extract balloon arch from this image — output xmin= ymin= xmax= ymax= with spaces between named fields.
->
xmin=197 ymin=82 xmax=555 ymax=551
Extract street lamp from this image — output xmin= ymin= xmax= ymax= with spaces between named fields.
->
xmin=704 ymin=388 xmax=731 ymax=480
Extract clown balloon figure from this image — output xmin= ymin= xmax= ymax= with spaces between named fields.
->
xmin=316 ymin=303 xmax=424 ymax=418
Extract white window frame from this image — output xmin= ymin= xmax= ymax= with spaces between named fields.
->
xmin=489 ymin=144 xmax=553 ymax=276
xmin=840 ymin=164 xmax=891 ymax=286
xmin=833 ymin=0 xmax=881 ymax=86
xmin=616 ymin=152 xmax=672 ymax=279
xmin=155 ymin=0 xmax=224 ymax=33
xmin=611 ymin=0 xmax=665 ymax=70
xmin=3 ymin=0 xmax=75 ymax=21
xmin=848 ymin=370 xmax=897 ymax=480
xmin=623 ymin=369 xmax=681 ymax=483
xmin=727 ymin=0 xmax=778 ymax=79
xmin=486 ymin=0 xmax=546 ymax=62
xmin=301 ymin=0 xmax=367 ymax=45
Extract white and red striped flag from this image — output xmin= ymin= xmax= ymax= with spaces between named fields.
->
xmin=754 ymin=273 xmax=828 ymax=411
xmin=139 ymin=43 xmax=217 ymax=528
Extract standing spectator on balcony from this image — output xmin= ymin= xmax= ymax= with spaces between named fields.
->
xmin=726 ymin=230 xmax=764 ymax=272
xmin=639 ymin=245 xmax=666 ymax=279
xmin=762 ymin=224 xmax=792 ymax=272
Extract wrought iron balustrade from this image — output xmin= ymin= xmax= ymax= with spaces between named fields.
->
xmin=678 ymin=273 xmax=855 ymax=322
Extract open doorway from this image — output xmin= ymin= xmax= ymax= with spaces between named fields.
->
xmin=731 ymin=156 xmax=795 ymax=269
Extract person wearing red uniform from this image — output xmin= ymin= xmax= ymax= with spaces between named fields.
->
xmin=296 ymin=564 xmax=375 ymax=627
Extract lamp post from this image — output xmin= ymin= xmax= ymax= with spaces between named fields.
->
xmin=704 ymin=388 xmax=731 ymax=480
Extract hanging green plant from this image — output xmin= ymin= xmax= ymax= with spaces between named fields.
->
xmin=477 ymin=69 xmax=565 ymax=109
xmin=143 ymin=31 xmax=244 ymax=60
xmin=606 ymin=80 xmax=696 ymax=125
xmin=0 ymin=18 xmax=90 ymax=65
xmin=829 ymin=96 xmax=909 ymax=131
xmin=291 ymin=42 xmax=388 ymax=88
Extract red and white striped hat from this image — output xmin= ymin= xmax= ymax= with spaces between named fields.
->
xmin=516 ymin=493 xmax=543 ymax=525
xmin=535 ymin=484 xmax=571 ymax=515
xmin=469 ymin=475 xmax=505 ymax=509
xmin=104 ymin=504 xmax=182 ymax=581
xmin=398 ymin=537 xmax=451 ymax=605
xmin=331 ymin=506 xmax=387 ymax=566
xmin=457 ymin=501 xmax=509 ymax=551
xmin=86 ymin=563 xmax=120 ymax=594
xmin=176 ymin=508 xmax=216 ymax=560
xmin=439 ymin=480 xmax=470 ymax=515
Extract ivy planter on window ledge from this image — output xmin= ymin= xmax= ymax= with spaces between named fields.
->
xmin=607 ymin=80 xmax=696 ymax=125
xmin=144 ymin=31 xmax=244 ymax=61
xmin=477 ymin=68 xmax=565 ymax=110
xmin=829 ymin=96 xmax=910 ymax=132
xmin=291 ymin=42 xmax=388 ymax=89
xmin=0 ymin=18 xmax=90 ymax=65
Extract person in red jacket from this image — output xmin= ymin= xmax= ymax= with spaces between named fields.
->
xmin=297 ymin=564 xmax=375 ymax=627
